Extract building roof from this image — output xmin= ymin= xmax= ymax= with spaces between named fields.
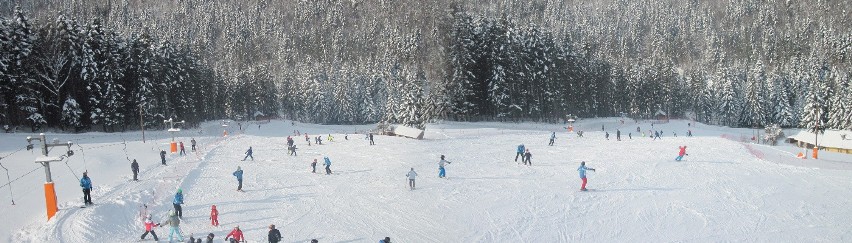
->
xmin=788 ymin=129 xmax=852 ymax=149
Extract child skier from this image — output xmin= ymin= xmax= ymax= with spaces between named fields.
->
xmin=140 ymin=214 xmax=160 ymax=241
xmin=305 ymin=134 xmax=311 ymax=146
xmin=131 ymin=159 xmax=139 ymax=181
xmin=523 ymin=149 xmax=532 ymax=166
xmin=225 ymin=226 xmax=245 ymax=243
xmin=311 ymin=159 xmax=317 ymax=173
xmin=80 ymin=172 xmax=93 ymax=205
xmin=675 ymin=146 xmax=688 ymax=161
xmin=190 ymin=138 xmax=197 ymax=152
xmin=323 ymin=156 xmax=332 ymax=175
xmin=233 ymin=166 xmax=244 ymax=192
xmin=406 ymin=168 xmax=418 ymax=190
xmin=438 ymin=155 xmax=452 ymax=178
xmin=179 ymin=141 xmax=186 ymax=156
xmin=578 ymin=161 xmax=596 ymax=191
xmin=173 ymin=189 xmax=184 ymax=218
xmin=515 ymin=144 xmax=525 ymax=162
xmin=161 ymin=210 xmax=184 ymax=242
xmin=549 ymin=132 xmax=556 ymax=146
xmin=210 ymin=205 xmax=219 ymax=226
xmin=160 ymin=150 xmax=167 ymax=165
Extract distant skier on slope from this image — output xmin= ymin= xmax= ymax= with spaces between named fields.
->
xmin=242 ymin=146 xmax=254 ymax=161
xmin=515 ymin=144 xmax=525 ymax=162
xmin=369 ymin=133 xmax=375 ymax=145
xmin=438 ymin=155 xmax=452 ymax=178
xmin=605 ymin=132 xmax=610 ymax=140
xmin=161 ymin=210 xmax=184 ymax=242
xmin=324 ymin=156 xmax=332 ymax=175
xmin=233 ymin=166 xmax=244 ymax=192
xmin=173 ymin=189 xmax=184 ymax=218
xmin=191 ymin=138 xmax=197 ymax=152
xmin=311 ymin=159 xmax=318 ymax=173
xmin=268 ymin=224 xmax=283 ymax=243
xmin=160 ymin=150 xmax=167 ymax=165
xmin=131 ymin=159 xmax=139 ymax=181
xmin=406 ymin=168 xmax=418 ymax=190
xmin=210 ymin=205 xmax=219 ymax=226
xmin=179 ymin=141 xmax=186 ymax=156
xmin=616 ymin=130 xmax=621 ymax=141
xmin=305 ymin=133 xmax=311 ymax=146
xmin=80 ymin=171 xmax=93 ymax=205
xmin=225 ymin=226 xmax=245 ymax=243
xmin=523 ymin=149 xmax=532 ymax=166
xmin=140 ymin=213 xmax=160 ymax=241
xmin=328 ymin=134 xmax=334 ymax=142
xmin=549 ymin=132 xmax=556 ymax=146
xmin=675 ymin=146 xmax=688 ymax=161
xmin=578 ymin=161 xmax=596 ymax=191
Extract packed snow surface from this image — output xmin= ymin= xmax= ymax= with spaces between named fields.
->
xmin=1 ymin=118 xmax=851 ymax=242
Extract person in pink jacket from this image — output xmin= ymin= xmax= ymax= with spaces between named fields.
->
xmin=140 ymin=214 xmax=160 ymax=241
xmin=675 ymin=146 xmax=687 ymax=161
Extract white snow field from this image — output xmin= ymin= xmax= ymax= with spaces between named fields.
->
xmin=1 ymin=118 xmax=851 ymax=242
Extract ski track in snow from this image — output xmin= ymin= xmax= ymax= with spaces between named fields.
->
xmin=5 ymin=118 xmax=852 ymax=242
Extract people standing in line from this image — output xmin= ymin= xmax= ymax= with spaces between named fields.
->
xmin=311 ymin=159 xmax=317 ymax=173
xmin=268 ymin=224 xmax=282 ymax=243
xmin=242 ymin=146 xmax=253 ymax=161
xmin=225 ymin=226 xmax=244 ymax=243
xmin=179 ymin=141 xmax=186 ymax=156
xmin=233 ymin=166 xmax=244 ymax=192
xmin=438 ymin=155 xmax=452 ymax=178
xmin=515 ymin=144 xmax=525 ymax=162
xmin=210 ymin=205 xmax=219 ymax=226
xmin=549 ymin=132 xmax=556 ymax=146
xmin=523 ymin=149 xmax=532 ymax=166
xmin=131 ymin=159 xmax=139 ymax=181
xmin=578 ymin=161 xmax=596 ymax=191
xmin=191 ymin=138 xmax=197 ymax=152
xmin=406 ymin=168 xmax=418 ymax=190
xmin=675 ymin=146 xmax=688 ymax=161
xmin=173 ymin=189 xmax=184 ymax=218
xmin=162 ymin=210 xmax=184 ymax=242
xmin=140 ymin=213 xmax=160 ymax=241
xmin=160 ymin=150 xmax=167 ymax=165
xmin=369 ymin=133 xmax=375 ymax=145
xmin=324 ymin=156 xmax=332 ymax=175
xmin=80 ymin=171 xmax=93 ymax=205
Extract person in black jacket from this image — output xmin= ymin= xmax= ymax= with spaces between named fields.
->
xmin=131 ymin=159 xmax=139 ymax=181
xmin=268 ymin=224 xmax=282 ymax=243
xmin=160 ymin=150 xmax=167 ymax=165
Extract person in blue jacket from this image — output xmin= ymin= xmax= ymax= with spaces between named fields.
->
xmin=578 ymin=161 xmax=596 ymax=191
xmin=515 ymin=144 xmax=525 ymax=162
xmin=80 ymin=171 xmax=93 ymax=205
xmin=233 ymin=166 xmax=244 ymax=192
xmin=323 ymin=156 xmax=332 ymax=175
xmin=173 ymin=189 xmax=184 ymax=218
xmin=242 ymin=147 xmax=254 ymax=161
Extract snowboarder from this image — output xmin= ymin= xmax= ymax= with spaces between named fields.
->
xmin=311 ymin=159 xmax=317 ymax=173
xmin=131 ymin=159 xmax=139 ymax=181
xmin=616 ymin=130 xmax=621 ymax=141
xmin=323 ymin=156 xmax=332 ymax=175
xmin=406 ymin=168 xmax=418 ymax=190
xmin=268 ymin=224 xmax=282 ymax=243
xmin=210 ymin=205 xmax=219 ymax=226
xmin=242 ymin=146 xmax=253 ymax=161
xmin=380 ymin=237 xmax=392 ymax=243
xmin=438 ymin=155 xmax=452 ymax=178
xmin=369 ymin=133 xmax=375 ymax=145
xmin=523 ymin=149 xmax=532 ymax=166
xmin=515 ymin=144 xmax=525 ymax=162
xmin=179 ymin=141 xmax=186 ymax=156
xmin=549 ymin=132 xmax=556 ymax=146
xmin=233 ymin=166 xmax=244 ymax=192
xmin=140 ymin=213 xmax=160 ymax=241
xmin=675 ymin=146 xmax=688 ymax=161
xmin=225 ymin=226 xmax=245 ymax=243
xmin=80 ymin=171 xmax=93 ymax=205
xmin=161 ymin=210 xmax=184 ymax=242
xmin=160 ymin=150 xmax=167 ymax=165
xmin=191 ymin=138 xmax=197 ymax=152
xmin=578 ymin=161 xmax=596 ymax=191
xmin=173 ymin=189 xmax=184 ymax=218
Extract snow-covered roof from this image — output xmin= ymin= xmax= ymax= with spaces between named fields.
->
xmin=253 ymin=111 xmax=265 ymax=117
xmin=788 ymin=129 xmax=852 ymax=149
xmin=655 ymin=110 xmax=667 ymax=116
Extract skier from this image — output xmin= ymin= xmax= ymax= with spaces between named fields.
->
xmin=210 ymin=205 xmax=219 ymax=226
xmin=131 ymin=159 xmax=139 ymax=181
xmin=191 ymin=138 xmax=197 ymax=152
xmin=317 ymin=136 xmax=323 ymax=145
xmin=179 ymin=141 xmax=186 ymax=156
xmin=616 ymin=130 xmax=621 ymax=141
xmin=406 ymin=168 xmax=418 ymax=190
xmin=160 ymin=150 xmax=167 ymax=165
xmin=289 ymin=144 xmax=298 ymax=156
xmin=523 ymin=149 xmax=532 ymax=166
xmin=653 ymin=131 xmax=661 ymax=140
xmin=305 ymin=133 xmax=311 ymax=146
xmin=327 ymin=134 xmax=334 ymax=142
xmin=323 ymin=156 xmax=332 ymax=175
xmin=577 ymin=161 xmax=596 ymax=191
xmin=242 ymin=146 xmax=253 ymax=161
xmin=268 ymin=224 xmax=282 ymax=243
xmin=225 ymin=226 xmax=245 ymax=243
xmin=205 ymin=233 xmax=215 ymax=243
xmin=233 ymin=166 xmax=244 ymax=192
xmin=549 ymin=132 xmax=556 ymax=146
xmin=438 ymin=155 xmax=452 ymax=178
xmin=601 ymin=124 xmax=605 ymax=131
xmin=636 ymin=126 xmax=641 ymax=133
xmin=687 ymin=130 xmax=693 ymax=137
xmin=515 ymin=144 xmax=525 ymax=162
xmin=345 ymin=134 xmax=349 ymax=140
xmin=161 ymin=210 xmax=184 ymax=242
xmin=605 ymin=132 xmax=609 ymax=140
xmin=380 ymin=237 xmax=392 ymax=243
xmin=287 ymin=136 xmax=294 ymax=147
xmin=577 ymin=131 xmax=584 ymax=137
xmin=140 ymin=214 xmax=160 ymax=241
xmin=629 ymin=133 xmax=632 ymax=140
xmin=80 ymin=171 xmax=93 ymax=205
xmin=173 ymin=189 xmax=184 ymax=218
xmin=369 ymin=133 xmax=375 ymax=145
xmin=675 ymin=146 xmax=688 ymax=161
xmin=311 ymin=159 xmax=317 ymax=173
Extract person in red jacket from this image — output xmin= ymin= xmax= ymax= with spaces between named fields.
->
xmin=140 ymin=214 xmax=160 ymax=241
xmin=210 ymin=205 xmax=219 ymax=226
xmin=225 ymin=226 xmax=244 ymax=243
xmin=675 ymin=146 xmax=688 ymax=161
xmin=179 ymin=141 xmax=186 ymax=156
